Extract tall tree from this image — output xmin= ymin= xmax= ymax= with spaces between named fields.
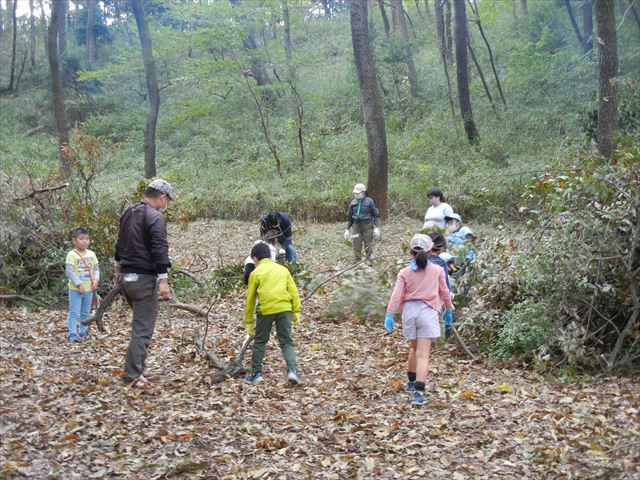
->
xmin=350 ymin=0 xmax=389 ymax=218
xmin=47 ymin=1 xmax=70 ymax=176
xmin=582 ymin=0 xmax=593 ymax=52
xmin=29 ymin=0 xmax=36 ymax=67
xmin=520 ymin=0 xmax=527 ymax=15
xmin=394 ymin=0 xmax=420 ymax=99
xmin=453 ymin=0 xmax=479 ymax=144
xmin=86 ymin=0 xmax=96 ymax=62
xmin=132 ymin=0 xmax=159 ymax=178
xmin=435 ymin=0 xmax=455 ymax=115
xmin=7 ymin=0 xmax=16 ymax=91
xmin=38 ymin=0 xmax=47 ymax=56
xmin=444 ymin=0 xmax=453 ymax=62
xmin=565 ymin=0 xmax=593 ymax=53
xmin=424 ymin=0 xmax=430 ymax=16
xmin=595 ymin=0 xmax=618 ymax=159
xmin=378 ymin=0 xmax=391 ymax=36
xmin=57 ymin=0 xmax=67 ymax=58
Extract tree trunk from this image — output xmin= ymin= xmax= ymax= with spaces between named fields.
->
xmin=391 ymin=0 xmax=398 ymax=32
xmin=378 ymin=0 xmax=391 ymax=36
xmin=520 ymin=0 xmax=527 ymax=15
xmin=424 ymin=0 xmax=430 ymax=16
xmin=47 ymin=1 xmax=70 ymax=177
xmin=435 ymin=0 xmax=456 ymax=116
xmin=454 ymin=0 xmax=479 ymax=144
xmin=350 ymin=0 xmax=389 ymax=219
xmin=468 ymin=40 xmax=495 ymax=112
xmin=595 ymin=0 xmax=618 ymax=159
xmin=0 ymin=1 xmax=4 ymax=41
xmin=395 ymin=0 xmax=420 ymax=99
xmin=582 ymin=0 xmax=593 ymax=52
xmin=445 ymin=0 xmax=453 ymax=62
xmin=132 ymin=0 xmax=159 ymax=178
xmin=39 ymin=0 xmax=47 ymax=56
xmin=512 ymin=0 xmax=517 ymax=19
xmin=29 ymin=0 xmax=36 ymax=67
xmin=57 ymin=0 xmax=67 ymax=59
xmin=565 ymin=0 xmax=591 ymax=53
xmin=8 ymin=0 xmax=16 ymax=90
xmin=86 ymin=0 xmax=96 ymax=62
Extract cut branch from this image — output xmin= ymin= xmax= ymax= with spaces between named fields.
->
xmin=0 ymin=295 xmax=51 ymax=308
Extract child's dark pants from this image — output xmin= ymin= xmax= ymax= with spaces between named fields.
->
xmin=251 ymin=311 xmax=297 ymax=374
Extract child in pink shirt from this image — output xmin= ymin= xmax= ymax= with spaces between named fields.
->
xmin=384 ymin=234 xmax=453 ymax=406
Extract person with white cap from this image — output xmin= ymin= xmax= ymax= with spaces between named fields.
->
xmin=384 ymin=234 xmax=453 ymax=406
xmin=114 ymin=178 xmax=174 ymax=388
xmin=344 ymin=183 xmax=381 ymax=262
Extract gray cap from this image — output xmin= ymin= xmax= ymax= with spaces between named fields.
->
xmin=410 ymin=234 xmax=434 ymax=252
xmin=148 ymin=178 xmax=175 ymax=200
xmin=444 ymin=213 xmax=462 ymax=223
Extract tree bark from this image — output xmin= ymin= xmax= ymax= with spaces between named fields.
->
xmin=565 ymin=0 xmax=591 ymax=53
xmin=57 ymin=0 xmax=67 ymax=59
xmin=7 ymin=0 xmax=16 ymax=90
xmin=395 ymin=0 xmax=420 ymax=99
xmin=468 ymin=40 xmax=495 ymax=112
xmin=435 ymin=0 xmax=456 ymax=116
xmin=132 ymin=0 xmax=159 ymax=178
xmin=86 ymin=0 xmax=96 ymax=62
xmin=582 ymin=0 xmax=593 ymax=52
xmin=391 ymin=0 xmax=398 ymax=32
xmin=47 ymin=1 xmax=71 ymax=176
xmin=29 ymin=0 xmax=36 ymax=67
xmin=378 ymin=0 xmax=391 ymax=36
xmin=520 ymin=0 xmax=527 ymax=15
xmin=595 ymin=0 xmax=618 ymax=159
xmin=454 ymin=0 xmax=479 ymax=144
xmin=350 ymin=0 xmax=389 ymax=219
xmin=512 ymin=0 xmax=517 ymax=20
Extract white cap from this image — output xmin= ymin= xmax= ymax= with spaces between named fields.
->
xmin=353 ymin=183 xmax=366 ymax=193
xmin=148 ymin=178 xmax=175 ymax=200
xmin=410 ymin=234 xmax=434 ymax=252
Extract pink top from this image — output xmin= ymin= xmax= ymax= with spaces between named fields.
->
xmin=387 ymin=264 xmax=453 ymax=314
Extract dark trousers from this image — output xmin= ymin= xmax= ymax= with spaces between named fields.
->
xmin=351 ymin=223 xmax=374 ymax=261
xmin=251 ymin=311 xmax=297 ymax=374
xmin=122 ymin=274 xmax=158 ymax=382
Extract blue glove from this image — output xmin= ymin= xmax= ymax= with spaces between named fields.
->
xmin=443 ymin=310 xmax=453 ymax=328
xmin=410 ymin=259 xmax=418 ymax=271
xmin=384 ymin=313 xmax=395 ymax=333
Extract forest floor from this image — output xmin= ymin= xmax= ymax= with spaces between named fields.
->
xmin=1 ymin=219 xmax=639 ymax=479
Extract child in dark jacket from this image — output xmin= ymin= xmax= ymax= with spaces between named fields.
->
xmin=343 ymin=183 xmax=381 ymax=262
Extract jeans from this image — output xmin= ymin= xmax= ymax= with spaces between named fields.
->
xmin=282 ymin=240 xmax=298 ymax=262
xmin=122 ymin=274 xmax=159 ymax=383
xmin=68 ymin=289 xmax=91 ymax=338
xmin=251 ymin=311 xmax=297 ymax=374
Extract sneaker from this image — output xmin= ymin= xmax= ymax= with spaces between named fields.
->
xmin=69 ymin=334 xmax=79 ymax=343
xmin=287 ymin=369 xmax=301 ymax=386
xmin=406 ymin=381 xmax=415 ymax=392
xmin=412 ymin=391 xmax=427 ymax=406
xmin=445 ymin=326 xmax=453 ymax=339
xmin=244 ymin=372 xmax=264 ymax=384
xmin=130 ymin=375 xmax=150 ymax=388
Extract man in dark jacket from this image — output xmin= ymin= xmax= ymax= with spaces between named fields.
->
xmin=260 ymin=211 xmax=297 ymax=261
xmin=344 ymin=183 xmax=380 ymax=262
xmin=114 ymin=179 xmax=174 ymax=388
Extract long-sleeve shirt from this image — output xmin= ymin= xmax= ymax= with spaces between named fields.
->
xmin=244 ymin=259 xmax=301 ymax=326
xmin=346 ymin=196 xmax=380 ymax=229
xmin=65 ymin=249 xmax=99 ymax=291
xmin=387 ymin=264 xmax=453 ymax=314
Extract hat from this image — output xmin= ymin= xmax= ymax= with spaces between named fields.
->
xmin=444 ymin=213 xmax=462 ymax=223
xmin=410 ymin=234 xmax=434 ymax=252
xmin=148 ymin=179 xmax=175 ymax=201
xmin=353 ymin=183 xmax=366 ymax=194
xmin=440 ymin=252 xmax=457 ymax=263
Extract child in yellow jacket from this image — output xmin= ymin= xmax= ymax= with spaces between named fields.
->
xmin=244 ymin=242 xmax=301 ymax=385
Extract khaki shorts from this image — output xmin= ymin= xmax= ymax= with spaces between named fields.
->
xmin=402 ymin=301 xmax=440 ymax=340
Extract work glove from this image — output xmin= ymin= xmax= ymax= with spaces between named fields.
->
xmin=292 ymin=312 xmax=301 ymax=325
xmin=373 ymin=227 xmax=380 ymax=239
xmin=343 ymin=229 xmax=350 ymax=240
xmin=410 ymin=259 xmax=418 ymax=271
xmin=384 ymin=312 xmax=395 ymax=333
xmin=246 ymin=322 xmax=255 ymax=336
xmin=443 ymin=310 xmax=453 ymax=328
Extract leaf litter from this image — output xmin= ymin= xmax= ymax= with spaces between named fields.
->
xmin=1 ymin=219 xmax=638 ymax=479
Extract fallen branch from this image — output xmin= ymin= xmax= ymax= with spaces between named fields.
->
xmin=451 ymin=325 xmax=477 ymax=361
xmin=14 ymin=182 xmax=69 ymax=201
xmin=175 ymin=268 xmax=205 ymax=287
xmin=169 ymin=300 xmax=209 ymax=317
xmin=23 ymin=125 xmax=45 ymax=137
xmin=0 ymin=294 xmax=50 ymax=308
xmin=82 ymin=283 xmax=122 ymax=332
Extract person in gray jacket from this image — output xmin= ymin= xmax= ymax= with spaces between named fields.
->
xmin=114 ymin=179 xmax=174 ymax=388
xmin=344 ymin=183 xmax=381 ymax=262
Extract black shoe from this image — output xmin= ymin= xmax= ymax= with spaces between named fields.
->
xmin=445 ymin=326 xmax=452 ymax=339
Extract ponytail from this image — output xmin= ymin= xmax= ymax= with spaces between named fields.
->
xmin=414 ymin=250 xmax=429 ymax=269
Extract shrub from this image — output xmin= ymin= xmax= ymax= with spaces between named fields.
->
xmin=494 ymin=299 xmax=554 ymax=361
